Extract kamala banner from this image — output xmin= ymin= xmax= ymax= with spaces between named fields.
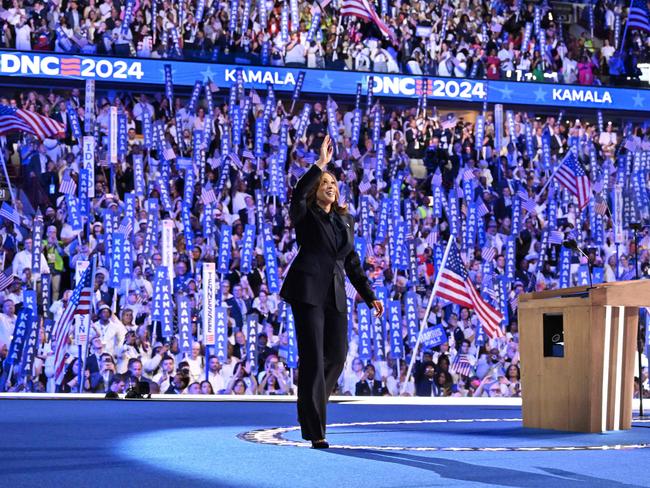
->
xmin=1 ymin=51 xmax=648 ymax=111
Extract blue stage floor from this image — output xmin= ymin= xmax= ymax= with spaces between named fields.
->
xmin=0 ymin=398 xmax=648 ymax=487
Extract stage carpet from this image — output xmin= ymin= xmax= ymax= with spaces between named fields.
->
xmin=0 ymin=397 xmax=648 ymax=487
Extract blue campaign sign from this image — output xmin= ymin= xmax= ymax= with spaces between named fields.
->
xmin=592 ymin=267 xmax=604 ymax=284
xmin=576 ymin=264 xmax=591 ymax=286
xmin=357 ymin=303 xmax=373 ymax=361
xmin=214 ymin=306 xmax=229 ymax=362
xmin=421 ymin=323 xmax=448 ymax=349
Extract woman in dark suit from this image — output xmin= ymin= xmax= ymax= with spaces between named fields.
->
xmin=280 ymin=135 xmax=384 ymax=448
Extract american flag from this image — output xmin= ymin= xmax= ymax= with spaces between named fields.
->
xmin=0 ymin=202 xmax=21 ymax=225
xmin=162 ymin=144 xmax=176 ymax=161
xmin=359 ymin=180 xmax=371 ymax=193
xmin=628 ymin=0 xmax=650 ymax=32
xmin=290 ymin=164 xmax=306 ymax=180
xmin=481 ymin=271 xmax=497 ymax=302
xmin=365 ymin=240 xmax=376 ymax=259
xmin=481 ymin=246 xmax=496 ymax=262
xmin=52 ymin=266 xmax=94 ymax=385
xmin=595 ymin=200 xmax=608 ymax=216
xmin=340 ymin=0 xmax=397 ymax=43
xmin=451 ymin=353 xmax=472 ymax=377
xmin=554 ymin=151 xmax=591 ymax=210
xmin=435 ymin=240 xmax=505 ymax=339
xmin=0 ymin=268 xmax=14 ymax=291
xmin=229 ymin=152 xmax=243 ymax=168
xmin=59 ymin=176 xmax=77 ymax=196
xmin=548 ymin=230 xmax=565 ymax=245
xmin=117 ymin=217 xmax=133 ymax=237
xmin=516 ymin=189 xmax=529 ymax=201
xmin=426 ymin=228 xmax=438 ymax=248
xmin=476 ymin=199 xmax=489 ymax=217
xmin=372 ymin=275 xmax=384 ymax=287
xmin=201 ymin=185 xmax=218 ymax=204
xmin=462 ymin=168 xmax=475 ymax=181
xmin=441 ymin=114 xmax=458 ymax=130
xmin=510 ymin=293 xmax=519 ymax=312
xmin=521 ymin=197 xmax=536 ymax=213
xmin=0 ymin=104 xmax=64 ymax=140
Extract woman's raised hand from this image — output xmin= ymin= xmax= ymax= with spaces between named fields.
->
xmin=317 ymin=135 xmax=334 ymax=170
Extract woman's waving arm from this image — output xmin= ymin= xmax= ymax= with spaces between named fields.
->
xmin=289 ymin=135 xmax=333 ymax=223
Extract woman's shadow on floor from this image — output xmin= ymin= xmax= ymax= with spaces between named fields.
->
xmin=325 ymin=448 xmax=645 ymax=488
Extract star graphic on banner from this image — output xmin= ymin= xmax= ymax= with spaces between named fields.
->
xmin=200 ymin=66 xmax=216 ymax=83
xmin=633 ymin=91 xmax=645 ymax=108
xmin=319 ymin=73 xmax=333 ymax=90
xmin=534 ymin=87 xmax=547 ymax=102
xmin=493 ymin=84 xmax=513 ymax=100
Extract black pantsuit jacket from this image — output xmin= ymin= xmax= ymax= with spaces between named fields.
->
xmin=280 ymin=165 xmax=375 ymax=309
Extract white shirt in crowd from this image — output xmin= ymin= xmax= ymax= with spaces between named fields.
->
xmin=12 ymin=250 xmax=50 ymax=277
xmin=90 ymin=318 xmax=126 ymax=358
xmin=0 ymin=312 xmax=16 ymax=347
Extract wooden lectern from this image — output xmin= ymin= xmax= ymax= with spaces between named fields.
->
xmin=519 ymin=280 xmax=648 ymax=433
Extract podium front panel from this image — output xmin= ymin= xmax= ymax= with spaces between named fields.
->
xmin=520 ymin=292 xmax=639 ymax=433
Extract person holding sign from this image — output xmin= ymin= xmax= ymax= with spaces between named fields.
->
xmin=280 ymin=135 xmax=384 ymax=449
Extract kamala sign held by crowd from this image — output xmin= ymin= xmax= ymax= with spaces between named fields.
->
xmin=1 ymin=50 xmax=645 ymax=111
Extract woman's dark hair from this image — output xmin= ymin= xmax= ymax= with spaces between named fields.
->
xmin=306 ymin=170 xmax=348 ymax=215
xmin=175 ymin=374 xmax=190 ymax=390
xmin=507 ymin=364 xmax=521 ymax=381
xmin=436 ymin=371 xmax=453 ymax=387
xmin=233 ymin=361 xmax=250 ymax=377
xmin=200 ymin=380 xmax=214 ymax=394
xmin=233 ymin=379 xmax=247 ymax=391
xmin=62 ymin=357 xmax=80 ymax=385
xmin=109 ymin=374 xmax=124 ymax=389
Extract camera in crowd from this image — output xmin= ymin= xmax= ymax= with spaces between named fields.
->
xmin=123 ymin=380 xmax=151 ymax=399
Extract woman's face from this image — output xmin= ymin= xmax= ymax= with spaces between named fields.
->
xmin=200 ymin=382 xmax=212 ymax=394
xmin=234 ymin=380 xmax=246 ymax=394
xmin=3 ymin=300 xmax=14 ymax=315
xmin=316 ymin=173 xmax=338 ymax=208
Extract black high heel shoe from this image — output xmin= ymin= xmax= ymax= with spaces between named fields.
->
xmin=311 ymin=439 xmax=330 ymax=449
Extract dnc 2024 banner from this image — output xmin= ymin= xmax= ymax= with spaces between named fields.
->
xmin=0 ymin=50 xmax=648 ymax=112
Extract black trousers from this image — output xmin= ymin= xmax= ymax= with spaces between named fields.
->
xmin=291 ymin=280 xmax=347 ymax=441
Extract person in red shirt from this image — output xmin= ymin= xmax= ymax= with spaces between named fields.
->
xmin=486 ymin=49 xmax=501 ymax=80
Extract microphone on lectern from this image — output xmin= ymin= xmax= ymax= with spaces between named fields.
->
xmin=562 ymin=239 xmax=578 ymax=250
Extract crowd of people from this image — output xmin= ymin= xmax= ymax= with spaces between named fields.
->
xmin=0 ymin=0 xmax=647 ymax=86
xmin=0 ymin=77 xmax=648 ymax=399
